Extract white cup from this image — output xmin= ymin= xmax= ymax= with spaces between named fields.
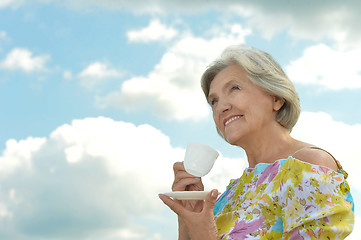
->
xmin=184 ymin=142 xmax=219 ymax=177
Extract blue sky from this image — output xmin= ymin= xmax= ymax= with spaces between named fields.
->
xmin=0 ymin=1 xmax=360 ymax=239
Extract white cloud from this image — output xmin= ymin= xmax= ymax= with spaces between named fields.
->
xmin=79 ymin=62 xmax=121 ymax=79
xmin=4 ymin=1 xmax=361 ymax=48
xmin=0 ymin=137 xmax=46 ymax=177
xmin=203 ymin=155 xmax=247 ymax=193
xmin=347 ymin=216 xmax=361 ymax=240
xmin=0 ymin=48 xmax=50 ymax=72
xmin=26 ymin=1 xmax=361 ymax=49
xmin=97 ymin=23 xmax=251 ymax=121
xmin=0 ymin=0 xmax=23 ymax=8
xmin=226 ymin=1 xmax=361 ymax=49
xmin=0 ymin=116 xmax=248 ymax=239
xmin=0 ymin=114 xmax=359 ymax=238
xmin=78 ymin=61 xmax=122 ymax=89
xmin=0 ymin=117 xmax=182 ymax=239
xmin=292 ymin=111 xmax=361 ymax=192
xmin=127 ymin=19 xmax=178 ymax=43
xmin=286 ymin=44 xmax=361 ymax=90
xmin=42 ymin=0 xmax=203 ymax=13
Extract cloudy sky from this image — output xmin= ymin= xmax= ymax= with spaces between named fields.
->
xmin=0 ymin=0 xmax=360 ymax=239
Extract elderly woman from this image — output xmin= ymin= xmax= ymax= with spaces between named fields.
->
xmin=159 ymin=45 xmax=354 ymax=239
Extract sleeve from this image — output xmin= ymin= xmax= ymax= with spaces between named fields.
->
xmin=279 ymin=159 xmax=354 ymax=239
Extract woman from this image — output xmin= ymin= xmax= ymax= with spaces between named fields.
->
xmin=159 ymin=45 xmax=354 ymax=239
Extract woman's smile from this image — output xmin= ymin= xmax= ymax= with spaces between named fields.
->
xmin=224 ymin=115 xmax=243 ymax=127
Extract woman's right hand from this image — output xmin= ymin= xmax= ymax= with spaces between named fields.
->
xmin=172 ymin=161 xmax=204 ymax=191
xmin=172 ymin=162 xmax=205 ymax=239
xmin=172 ymin=162 xmax=204 ymax=210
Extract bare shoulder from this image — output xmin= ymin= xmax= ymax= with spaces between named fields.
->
xmin=292 ymin=147 xmax=339 ymax=172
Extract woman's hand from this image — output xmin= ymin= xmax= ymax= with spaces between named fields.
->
xmin=172 ymin=162 xmax=204 ymax=212
xmin=172 ymin=161 xmax=204 ymax=192
xmin=159 ymin=189 xmax=219 ymax=240
xmin=159 ymin=162 xmax=218 ymax=240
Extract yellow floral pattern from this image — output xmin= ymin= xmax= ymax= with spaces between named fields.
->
xmin=214 ymin=157 xmax=354 ymax=239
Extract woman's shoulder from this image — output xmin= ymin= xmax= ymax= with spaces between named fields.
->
xmin=291 ymin=145 xmax=339 ymax=172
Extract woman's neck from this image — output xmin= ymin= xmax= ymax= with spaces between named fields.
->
xmin=239 ymin=125 xmax=297 ymax=168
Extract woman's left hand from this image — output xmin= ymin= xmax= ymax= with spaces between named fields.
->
xmin=159 ymin=189 xmax=219 ymax=240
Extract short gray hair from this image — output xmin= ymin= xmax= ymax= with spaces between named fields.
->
xmin=201 ymin=44 xmax=300 ymax=132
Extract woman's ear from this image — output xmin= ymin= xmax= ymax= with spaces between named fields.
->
xmin=272 ymin=96 xmax=285 ymax=111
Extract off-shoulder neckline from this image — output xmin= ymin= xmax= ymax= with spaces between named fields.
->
xmin=245 ymin=156 xmax=342 ymax=175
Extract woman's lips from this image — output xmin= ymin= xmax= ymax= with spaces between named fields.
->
xmin=224 ymin=115 xmax=243 ymax=127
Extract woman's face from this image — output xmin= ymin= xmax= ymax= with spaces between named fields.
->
xmin=208 ymin=64 xmax=282 ymax=146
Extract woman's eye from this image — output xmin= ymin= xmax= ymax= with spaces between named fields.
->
xmin=210 ymin=98 xmax=218 ymax=106
xmin=231 ymin=85 xmax=240 ymax=91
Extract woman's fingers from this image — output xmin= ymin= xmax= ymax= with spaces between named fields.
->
xmin=173 ymin=161 xmax=186 ymax=176
xmin=173 ymin=170 xmax=199 ymax=184
xmin=172 ymin=177 xmax=201 ymax=191
xmin=172 ymin=161 xmax=203 ymax=192
xmin=160 ymin=189 xmax=218 ymax=216
xmin=158 ymin=194 xmax=189 ymax=218
xmin=204 ymin=189 xmax=218 ymax=214
xmin=191 ymin=189 xmax=218 ymax=213
xmin=173 ymin=162 xmax=198 ymax=179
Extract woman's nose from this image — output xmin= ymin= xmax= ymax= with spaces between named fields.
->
xmin=216 ymin=100 xmax=231 ymax=114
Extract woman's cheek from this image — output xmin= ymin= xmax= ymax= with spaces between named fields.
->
xmin=213 ymin=114 xmax=222 ymax=130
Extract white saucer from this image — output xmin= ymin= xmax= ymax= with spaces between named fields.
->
xmin=162 ymin=191 xmax=216 ymax=200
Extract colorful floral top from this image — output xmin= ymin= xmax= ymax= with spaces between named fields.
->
xmin=214 ymin=156 xmax=354 ymax=239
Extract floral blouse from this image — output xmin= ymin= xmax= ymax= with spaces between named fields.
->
xmin=214 ymin=156 xmax=354 ymax=239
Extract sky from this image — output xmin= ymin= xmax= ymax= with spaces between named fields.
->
xmin=0 ymin=0 xmax=360 ymax=239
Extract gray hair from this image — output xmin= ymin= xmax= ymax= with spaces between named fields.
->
xmin=201 ymin=44 xmax=300 ymax=132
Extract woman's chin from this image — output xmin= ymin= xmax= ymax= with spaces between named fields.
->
xmin=224 ymin=129 xmax=247 ymax=146
xmin=225 ymin=134 xmax=241 ymax=146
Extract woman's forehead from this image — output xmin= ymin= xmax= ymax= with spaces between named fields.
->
xmin=209 ymin=65 xmax=251 ymax=92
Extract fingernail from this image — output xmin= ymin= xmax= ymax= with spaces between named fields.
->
xmin=211 ymin=189 xmax=218 ymax=198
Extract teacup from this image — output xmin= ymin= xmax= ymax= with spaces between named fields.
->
xmin=184 ymin=142 xmax=219 ymax=177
